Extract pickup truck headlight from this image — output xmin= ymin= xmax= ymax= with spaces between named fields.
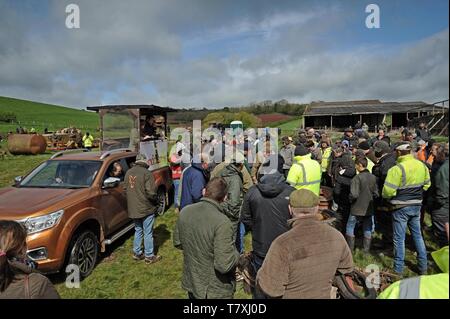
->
xmin=20 ymin=210 xmax=64 ymax=234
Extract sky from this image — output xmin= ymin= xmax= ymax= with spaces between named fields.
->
xmin=0 ymin=0 xmax=448 ymax=109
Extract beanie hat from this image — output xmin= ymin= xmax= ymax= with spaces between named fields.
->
xmin=358 ymin=141 xmax=370 ymax=151
xmin=373 ymin=141 xmax=390 ymax=155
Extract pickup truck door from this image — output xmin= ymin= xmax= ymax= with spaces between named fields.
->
xmin=96 ymin=158 xmax=131 ymax=235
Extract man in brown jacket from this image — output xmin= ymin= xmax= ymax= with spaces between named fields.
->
xmin=256 ymin=189 xmax=354 ymax=299
xmin=124 ymin=154 xmax=161 ymax=264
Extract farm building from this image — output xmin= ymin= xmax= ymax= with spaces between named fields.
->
xmin=302 ymin=99 xmax=448 ymax=132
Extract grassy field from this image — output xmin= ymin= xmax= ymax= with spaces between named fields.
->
xmin=0 ymin=143 xmax=443 ymax=298
xmin=277 ymin=117 xmax=301 ymax=133
xmin=0 ymin=96 xmax=99 ymax=135
xmin=0 ymin=96 xmax=445 ymax=298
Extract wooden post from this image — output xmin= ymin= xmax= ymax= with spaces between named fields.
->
xmin=391 ymin=114 xmax=393 ymax=132
xmin=330 ymin=115 xmax=333 ymax=131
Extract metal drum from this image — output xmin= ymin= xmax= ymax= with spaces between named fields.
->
xmin=7 ymin=134 xmax=47 ymax=155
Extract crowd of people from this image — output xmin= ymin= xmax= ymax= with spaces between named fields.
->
xmin=1 ymin=121 xmax=448 ymax=299
xmin=168 ymin=121 xmax=449 ymax=299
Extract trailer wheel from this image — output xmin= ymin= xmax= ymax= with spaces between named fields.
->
xmin=155 ymin=187 xmax=167 ymax=216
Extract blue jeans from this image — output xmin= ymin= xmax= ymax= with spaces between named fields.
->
xmin=173 ymin=179 xmax=180 ymax=208
xmin=392 ymin=206 xmax=427 ymax=274
xmin=133 ymin=214 xmax=155 ymax=258
xmin=235 ymin=222 xmax=245 ymax=254
xmin=346 ymin=215 xmax=374 ymax=238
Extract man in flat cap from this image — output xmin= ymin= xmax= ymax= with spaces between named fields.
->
xmin=256 ymin=189 xmax=354 ymax=298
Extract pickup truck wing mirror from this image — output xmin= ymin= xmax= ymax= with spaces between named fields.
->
xmin=14 ymin=176 xmax=23 ymax=186
xmin=103 ymin=177 xmax=121 ymax=189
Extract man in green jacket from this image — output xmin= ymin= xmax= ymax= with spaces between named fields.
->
xmin=174 ymin=177 xmax=240 ymax=299
xmin=124 ymin=154 xmax=161 ymax=264
xmin=215 ymin=153 xmax=245 ymax=245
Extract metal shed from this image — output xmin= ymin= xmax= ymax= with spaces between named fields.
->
xmin=302 ymin=100 xmax=446 ymax=131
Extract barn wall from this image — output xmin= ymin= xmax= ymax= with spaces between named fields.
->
xmin=305 ymin=114 xmax=380 ymax=130
xmin=392 ymin=113 xmax=408 ymax=128
xmin=361 ymin=114 xmax=384 ymax=132
xmin=304 ymin=116 xmax=331 ymax=128
xmin=305 ymin=113 xmax=410 ymax=131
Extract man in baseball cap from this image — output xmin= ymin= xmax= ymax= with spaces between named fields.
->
xmin=287 ymin=144 xmax=321 ymax=195
xmin=256 ymin=189 xmax=354 ymax=298
xmin=383 ymin=140 xmax=430 ymax=275
xmin=395 ymin=141 xmax=412 ymax=151
xmin=135 ymin=153 xmax=149 ymax=166
xmin=124 ymin=152 xmax=161 ymax=264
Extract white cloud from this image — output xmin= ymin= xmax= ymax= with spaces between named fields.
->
xmin=0 ymin=1 xmax=448 ymax=109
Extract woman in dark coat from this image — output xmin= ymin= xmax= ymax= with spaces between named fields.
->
xmin=0 ymin=221 xmax=60 ymax=299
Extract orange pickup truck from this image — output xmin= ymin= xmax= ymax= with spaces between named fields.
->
xmin=0 ymin=149 xmax=172 ymax=277
xmin=1 ymin=104 xmax=177 ymax=278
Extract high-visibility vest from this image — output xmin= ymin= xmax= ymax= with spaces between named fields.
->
xmin=320 ymin=147 xmax=332 ymax=173
xmin=286 ymin=154 xmax=321 ymax=196
xmin=82 ymin=134 xmax=94 ymax=147
xmin=378 ymin=273 xmax=449 ymax=299
xmin=382 ymin=154 xmax=431 ymax=205
xmin=378 ymin=246 xmax=449 ymax=299
xmin=367 ymin=158 xmax=374 ymax=173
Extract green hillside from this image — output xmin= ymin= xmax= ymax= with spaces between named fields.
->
xmin=272 ymin=117 xmax=302 ymax=135
xmin=0 ymin=96 xmax=99 ymax=134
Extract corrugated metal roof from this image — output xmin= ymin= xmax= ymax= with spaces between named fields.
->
xmin=86 ymin=104 xmax=178 ymax=112
xmin=304 ymin=100 xmax=444 ymax=116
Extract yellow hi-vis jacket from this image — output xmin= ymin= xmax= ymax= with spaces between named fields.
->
xmin=320 ymin=147 xmax=332 ymax=173
xmin=82 ymin=134 xmax=94 ymax=148
xmin=382 ymin=154 xmax=430 ymax=205
xmin=378 ymin=246 xmax=449 ymax=299
xmin=286 ymin=154 xmax=321 ymax=196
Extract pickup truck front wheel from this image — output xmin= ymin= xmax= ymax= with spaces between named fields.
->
xmin=67 ymin=230 xmax=99 ymax=278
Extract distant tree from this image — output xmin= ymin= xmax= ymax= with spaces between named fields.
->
xmin=203 ymin=112 xmax=226 ymax=127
